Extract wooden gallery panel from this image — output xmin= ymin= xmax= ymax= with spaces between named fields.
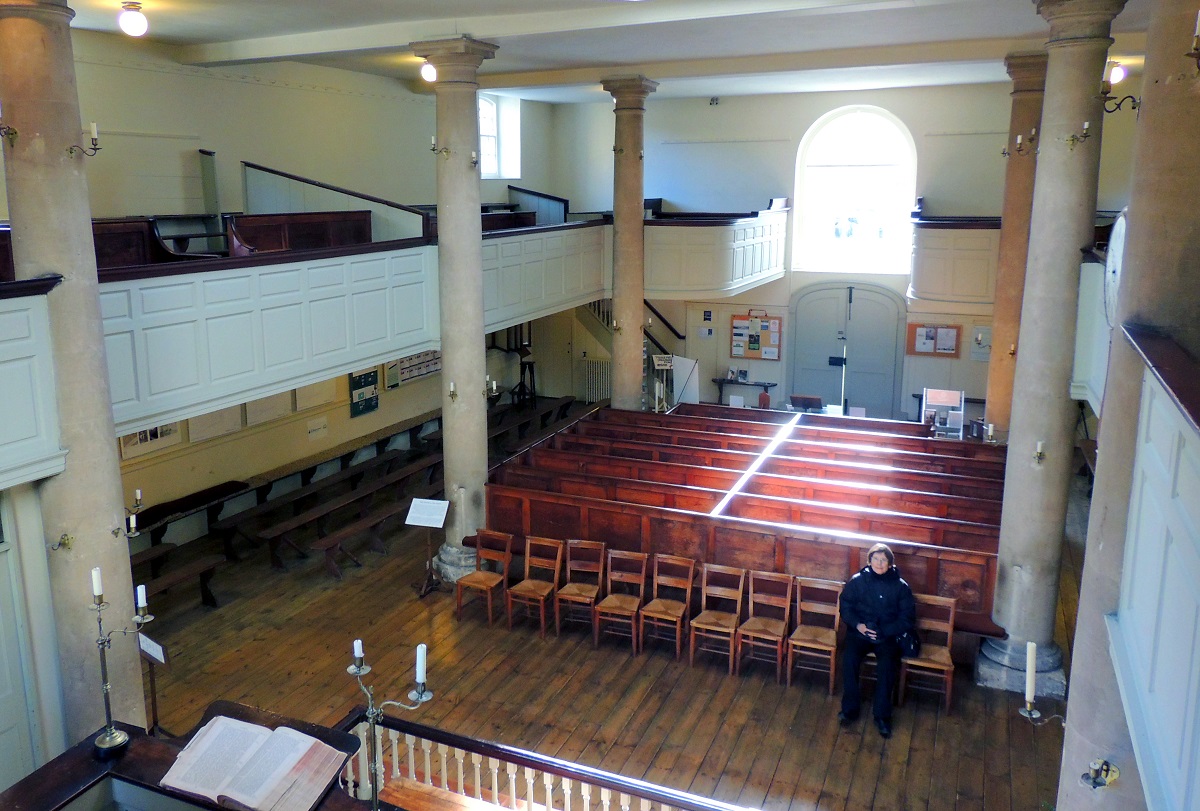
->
xmin=486 ymin=490 xmax=527 ymax=537
xmin=710 ymin=525 xmax=778 ymax=571
xmin=935 ymin=557 xmax=990 ymax=614
xmin=782 ymin=535 xmax=856 ymax=582
xmin=648 ymin=517 xmax=707 ymax=561
xmin=583 ymin=506 xmax=644 ymax=552
xmin=528 ymin=499 xmax=584 ymax=539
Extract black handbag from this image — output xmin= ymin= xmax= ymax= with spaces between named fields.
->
xmin=897 ymin=630 xmax=922 ymax=658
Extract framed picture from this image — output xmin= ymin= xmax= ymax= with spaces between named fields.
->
xmin=119 ymin=422 xmax=182 ymax=459
xmin=737 ymin=369 xmax=749 ymax=383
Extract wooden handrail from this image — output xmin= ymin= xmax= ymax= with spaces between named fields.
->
xmin=0 ymin=274 xmax=63 ymax=299
xmin=333 ymin=706 xmax=751 ymax=811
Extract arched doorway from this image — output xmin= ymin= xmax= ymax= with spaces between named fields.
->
xmin=790 ymin=283 xmax=905 ymax=418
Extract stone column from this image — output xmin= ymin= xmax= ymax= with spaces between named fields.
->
xmin=983 ymin=52 xmax=1047 ymax=435
xmin=978 ymin=0 xmax=1126 ymax=699
xmin=1057 ymin=2 xmax=1199 ymax=807
xmin=410 ymin=37 xmax=497 ymax=581
xmin=602 ymin=76 xmax=657 ymax=411
xmin=0 ymin=0 xmax=145 ymax=739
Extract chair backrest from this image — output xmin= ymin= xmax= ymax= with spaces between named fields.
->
xmin=605 ymin=550 xmax=649 ymax=599
xmin=475 ymin=529 xmax=514 ymax=580
xmin=795 ymin=577 xmax=843 ymax=633
xmin=913 ymin=593 xmax=956 ymax=647
xmin=651 ymin=554 xmax=696 ymax=604
xmin=700 ymin=564 xmax=746 ymax=615
xmin=565 ymin=539 xmax=605 ymax=586
xmin=747 ymin=570 xmax=794 ymax=627
xmin=523 ymin=536 xmax=565 ymax=587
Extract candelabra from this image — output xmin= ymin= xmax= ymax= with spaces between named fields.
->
xmin=1000 ymin=129 xmax=1036 ymax=158
xmin=1062 ymin=122 xmax=1091 ymax=150
xmin=126 ymin=488 xmax=143 ymax=537
xmin=69 ymin=125 xmax=102 ymax=158
xmin=347 ymin=641 xmax=432 ymax=811
xmin=90 ymin=568 xmax=153 ymax=758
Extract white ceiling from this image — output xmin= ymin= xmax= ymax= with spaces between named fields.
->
xmin=67 ymin=0 xmax=1153 ymax=103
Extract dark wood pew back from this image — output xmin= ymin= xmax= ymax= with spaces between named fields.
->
xmin=226 ymin=210 xmax=372 ymax=256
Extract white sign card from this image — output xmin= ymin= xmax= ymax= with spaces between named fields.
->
xmin=139 ymin=633 xmax=168 ymax=666
xmin=406 ymin=498 xmax=450 ymax=528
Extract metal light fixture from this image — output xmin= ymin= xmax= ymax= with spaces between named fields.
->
xmin=118 ymin=2 xmax=149 ymax=37
xmin=420 ymin=61 xmax=437 ymax=82
xmin=1099 ymin=61 xmax=1139 ymax=114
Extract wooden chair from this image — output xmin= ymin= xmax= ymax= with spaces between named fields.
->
xmin=689 ymin=564 xmax=746 ymax=674
xmin=455 ymin=529 xmax=514 ymax=626
xmin=505 ymin=536 xmax=564 ymax=638
xmin=639 ymin=554 xmax=697 ymax=659
xmin=555 ymin=540 xmax=606 ymax=635
xmin=593 ymin=550 xmax=648 ymax=654
xmin=786 ymin=577 xmax=843 ymax=694
xmin=898 ymin=594 xmax=957 ymax=712
xmin=735 ymin=571 xmax=794 ymax=682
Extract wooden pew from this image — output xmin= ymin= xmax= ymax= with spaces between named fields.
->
xmin=93 ymin=217 xmax=219 ymax=268
xmin=257 ymin=454 xmax=443 ymax=572
xmin=500 ymin=454 xmax=1002 ymax=523
xmin=226 ymin=210 xmax=372 ymax=256
xmin=493 ymin=464 xmax=998 ymax=553
xmin=130 ymin=543 xmax=225 ymax=608
xmin=796 ymin=410 xmax=936 ymax=437
xmin=485 ymin=483 xmax=1002 ymax=637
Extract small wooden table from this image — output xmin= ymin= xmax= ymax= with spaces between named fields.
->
xmin=711 ymin=378 xmax=776 ymax=405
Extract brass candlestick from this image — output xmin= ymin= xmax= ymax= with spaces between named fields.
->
xmin=91 ymin=593 xmax=153 ymax=758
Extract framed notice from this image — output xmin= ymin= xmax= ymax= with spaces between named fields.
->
xmin=349 ymin=369 xmax=379 ymax=418
xmin=119 ymin=422 xmax=182 ymax=459
xmin=906 ymin=323 xmax=962 ymax=358
xmin=730 ymin=312 xmax=783 ymax=361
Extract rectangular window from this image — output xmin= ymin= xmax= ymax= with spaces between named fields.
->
xmin=479 ymin=94 xmax=521 ymax=180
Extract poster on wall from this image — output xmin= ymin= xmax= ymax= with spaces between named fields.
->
xmin=349 ymin=369 xmax=379 ymax=418
xmin=906 ymin=323 xmax=962 ymax=358
xmin=729 ymin=310 xmax=783 ymax=361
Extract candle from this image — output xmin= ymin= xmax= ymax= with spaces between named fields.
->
xmin=431 ymin=136 xmax=436 ymax=148
xmin=1015 ymin=134 xmax=1022 ymax=145
xmin=91 ymin=567 xmax=103 ymax=597
xmin=471 ymin=151 xmax=477 ymax=161
xmin=1025 ymin=641 xmax=1037 ymax=704
xmin=90 ymin=122 xmax=98 ymax=141
xmin=448 ymin=381 xmax=456 ymax=395
xmin=1194 ymin=10 xmax=1199 ymax=38
xmin=415 ymin=643 xmax=427 ymax=684
xmin=128 ymin=513 xmax=137 ymax=532
xmin=1030 ymin=127 xmax=1037 ymax=139
xmin=353 ymin=638 xmax=364 ymax=659
xmin=135 ymin=488 xmax=142 ymax=501
xmin=1082 ymin=121 xmax=1089 ymax=132
xmin=986 ymin=423 xmax=994 ymax=440
xmin=1036 ymin=440 xmax=1045 ymax=455
xmin=137 ymin=585 xmax=147 ymax=608
xmin=492 ymin=380 xmax=498 ymax=394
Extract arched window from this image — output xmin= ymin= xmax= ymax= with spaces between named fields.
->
xmin=793 ymin=106 xmax=916 ymax=275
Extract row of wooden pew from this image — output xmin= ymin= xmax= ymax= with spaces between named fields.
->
xmin=484 ymin=404 xmax=1005 ymax=638
xmin=459 ymin=531 xmax=957 ymax=710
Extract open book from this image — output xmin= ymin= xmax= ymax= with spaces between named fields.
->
xmin=160 ymin=715 xmax=348 ymax=811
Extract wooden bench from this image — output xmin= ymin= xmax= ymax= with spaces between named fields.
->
xmin=226 ymin=210 xmax=372 ymax=256
xmin=309 ymin=479 xmax=445 ymax=579
xmin=135 ymin=480 xmax=250 ymax=548
xmin=130 ymin=543 xmax=224 ymax=608
xmin=258 ymin=454 xmax=443 ymax=571
xmin=424 ymin=396 xmax=575 ymax=456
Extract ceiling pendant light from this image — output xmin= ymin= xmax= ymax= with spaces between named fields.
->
xmin=119 ymin=2 xmax=149 ymax=37
xmin=420 ymin=61 xmax=437 ymax=82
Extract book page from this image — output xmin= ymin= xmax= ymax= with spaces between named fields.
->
xmin=219 ymin=726 xmax=320 ymax=810
xmin=263 ymin=741 xmax=348 ymax=811
xmin=160 ymin=716 xmax=272 ymax=802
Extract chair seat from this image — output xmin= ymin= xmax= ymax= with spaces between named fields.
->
xmin=510 ymin=579 xmax=554 ymax=600
xmin=459 ymin=570 xmax=504 ymax=591
xmin=642 ymin=597 xmax=686 ymax=621
xmin=558 ymin=582 xmax=600 ymax=601
xmin=692 ymin=609 xmax=739 ymax=632
xmin=905 ymin=644 xmax=953 ymax=670
xmin=739 ymin=617 xmax=787 ymax=638
xmin=597 ymin=593 xmax=640 ymax=614
xmin=789 ymin=625 xmax=836 ymax=650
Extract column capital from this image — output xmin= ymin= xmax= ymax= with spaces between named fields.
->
xmin=411 ymin=36 xmax=498 ymax=84
xmin=0 ymin=0 xmax=75 ymax=24
xmin=1035 ymin=0 xmax=1128 ymax=43
xmin=1005 ymin=51 xmax=1049 ymax=92
xmin=601 ymin=75 xmax=658 ymax=108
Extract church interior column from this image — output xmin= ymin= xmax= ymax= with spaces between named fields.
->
xmin=984 ymin=52 xmax=1047 ymax=436
xmin=602 ymin=76 xmax=657 ymax=411
xmin=0 ymin=0 xmax=146 ymax=741
xmin=1057 ymin=1 xmax=1200 ymax=807
xmin=978 ymin=0 xmax=1127 ymax=698
xmin=410 ymin=36 xmax=498 ymax=581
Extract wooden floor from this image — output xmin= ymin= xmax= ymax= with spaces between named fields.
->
xmin=144 ymin=474 xmax=1089 ymax=811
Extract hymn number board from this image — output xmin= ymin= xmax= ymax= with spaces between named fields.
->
xmin=730 ymin=311 xmax=783 ymax=361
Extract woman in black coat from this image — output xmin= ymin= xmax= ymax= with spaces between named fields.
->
xmin=838 ymin=542 xmax=915 ymax=738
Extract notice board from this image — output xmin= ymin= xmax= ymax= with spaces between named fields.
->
xmin=730 ymin=311 xmax=783 ymax=361
xmin=905 ymin=323 xmax=962 ymax=358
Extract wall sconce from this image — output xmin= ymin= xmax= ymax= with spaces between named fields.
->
xmin=1062 ymin=121 xmax=1091 ymax=150
xmin=470 ymin=151 xmax=479 ymax=169
xmin=1034 ymin=440 xmax=1046 ymax=464
xmin=1188 ymin=14 xmax=1200 ymax=71
xmin=1099 ymin=61 xmax=1139 ymax=114
xmin=447 ymin=381 xmax=457 ymax=401
xmin=0 ymin=105 xmax=16 ymax=148
xmin=974 ymin=331 xmax=992 ymax=349
xmin=611 ymin=319 xmax=622 ymax=333
xmin=482 ymin=377 xmax=498 ymax=397
xmin=1000 ymin=128 xmax=1036 ymax=158
xmin=68 ymin=122 xmax=101 ymax=157
xmin=1081 ymin=760 xmax=1119 ymax=789
xmin=420 ymin=61 xmax=437 ymax=83
xmin=429 ymin=137 xmax=450 ymax=160
xmin=118 ymin=2 xmax=149 ymax=37
xmin=125 ymin=488 xmax=143 ymax=538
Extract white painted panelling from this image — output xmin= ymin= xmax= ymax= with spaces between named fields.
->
xmin=909 ymin=227 xmax=999 ymax=305
xmin=645 ymin=211 xmax=787 ymax=299
xmin=1070 ymin=261 xmax=1111 ymax=414
xmin=1110 ymin=370 xmax=1200 ymax=811
xmin=0 ymin=296 xmax=66 ymax=490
